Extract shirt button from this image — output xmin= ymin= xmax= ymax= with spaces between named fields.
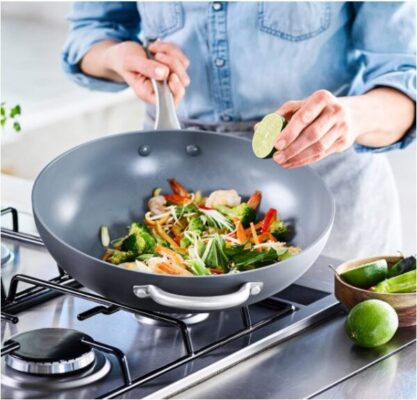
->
xmin=215 ymin=57 xmax=225 ymax=67
xmin=221 ymin=114 xmax=232 ymax=122
xmin=212 ymin=2 xmax=223 ymax=11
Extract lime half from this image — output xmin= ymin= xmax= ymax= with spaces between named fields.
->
xmin=252 ymin=113 xmax=286 ymax=158
xmin=340 ymin=259 xmax=388 ymax=289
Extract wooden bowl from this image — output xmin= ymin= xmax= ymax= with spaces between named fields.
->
xmin=334 ymin=255 xmax=416 ymax=327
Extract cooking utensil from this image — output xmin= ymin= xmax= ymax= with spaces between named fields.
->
xmin=32 ymin=60 xmax=335 ymax=313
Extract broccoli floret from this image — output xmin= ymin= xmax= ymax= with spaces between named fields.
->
xmin=109 ymin=250 xmax=135 ymax=265
xmin=216 ymin=203 xmax=256 ymax=228
xmin=125 ymin=223 xmax=156 ymax=253
xmin=188 ymin=217 xmax=204 ymax=233
xmin=232 ymin=203 xmax=256 ymax=227
xmin=121 ymin=233 xmax=146 ymax=255
xmin=270 ymin=219 xmax=288 ymax=240
xmin=129 ymin=222 xmax=151 ymax=236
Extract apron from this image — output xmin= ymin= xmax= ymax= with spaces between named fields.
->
xmin=146 ymin=115 xmax=403 ymax=260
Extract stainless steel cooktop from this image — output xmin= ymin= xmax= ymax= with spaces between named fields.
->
xmin=1 ymin=207 xmax=415 ymax=399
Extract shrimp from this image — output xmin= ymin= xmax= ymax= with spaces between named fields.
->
xmin=148 ymin=195 xmax=167 ymax=215
xmin=205 ymin=190 xmax=241 ymax=208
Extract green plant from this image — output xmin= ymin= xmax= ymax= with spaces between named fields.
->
xmin=1 ymin=102 xmax=22 ymax=132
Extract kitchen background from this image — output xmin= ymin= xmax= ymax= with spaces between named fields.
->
xmin=1 ymin=2 xmax=416 ymax=253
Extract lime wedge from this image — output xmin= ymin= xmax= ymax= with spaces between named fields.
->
xmin=252 ymin=113 xmax=286 ymax=158
xmin=340 ymin=259 xmax=388 ymax=289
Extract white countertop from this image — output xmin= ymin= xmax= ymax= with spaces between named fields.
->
xmin=1 ymin=174 xmax=33 ymax=213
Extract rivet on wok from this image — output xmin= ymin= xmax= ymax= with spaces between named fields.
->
xmin=138 ymin=145 xmax=151 ymax=156
xmin=251 ymin=286 xmax=261 ymax=296
xmin=186 ymin=144 xmax=200 ymax=156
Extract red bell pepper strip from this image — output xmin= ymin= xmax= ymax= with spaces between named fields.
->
xmin=261 ymin=208 xmax=277 ymax=234
xmin=198 ymin=205 xmax=213 ymax=210
xmin=168 ymin=179 xmax=190 ymax=197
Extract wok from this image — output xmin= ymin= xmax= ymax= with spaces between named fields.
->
xmin=32 ymin=76 xmax=335 ymax=313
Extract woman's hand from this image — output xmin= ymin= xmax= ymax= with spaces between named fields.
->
xmin=81 ymin=40 xmax=190 ymax=105
xmin=272 ymin=88 xmax=415 ymax=169
xmin=272 ymin=90 xmax=355 ymax=169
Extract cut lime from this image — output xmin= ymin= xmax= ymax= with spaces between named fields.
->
xmin=340 ymin=259 xmax=388 ymax=289
xmin=345 ymin=299 xmax=398 ymax=348
xmin=252 ymin=114 xmax=286 ymax=158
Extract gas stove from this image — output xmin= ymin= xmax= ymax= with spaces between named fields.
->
xmin=1 ymin=207 xmax=415 ymax=399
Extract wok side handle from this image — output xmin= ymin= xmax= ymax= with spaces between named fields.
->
xmin=144 ymin=39 xmax=181 ymax=131
xmin=133 ymin=282 xmax=263 ymax=311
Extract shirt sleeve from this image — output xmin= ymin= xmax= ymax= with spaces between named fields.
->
xmin=348 ymin=2 xmax=416 ymax=153
xmin=62 ymin=1 xmax=141 ymax=92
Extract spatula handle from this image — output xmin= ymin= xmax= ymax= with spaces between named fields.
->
xmin=144 ymin=39 xmax=181 ymax=130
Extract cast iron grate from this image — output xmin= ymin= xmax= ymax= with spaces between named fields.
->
xmin=1 ymin=207 xmax=296 ymax=398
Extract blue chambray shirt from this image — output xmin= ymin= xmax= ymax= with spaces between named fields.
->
xmin=62 ymin=1 xmax=416 ymax=152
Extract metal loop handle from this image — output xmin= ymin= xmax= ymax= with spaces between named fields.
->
xmin=144 ymin=39 xmax=181 ymax=130
xmin=133 ymin=282 xmax=263 ymax=311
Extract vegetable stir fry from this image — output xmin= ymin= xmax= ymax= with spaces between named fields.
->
xmin=100 ymin=179 xmax=300 ymax=275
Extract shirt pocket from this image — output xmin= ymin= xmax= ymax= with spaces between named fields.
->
xmin=138 ymin=2 xmax=184 ymax=38
xmin=257 ymin=2 xmax=331 ymax=41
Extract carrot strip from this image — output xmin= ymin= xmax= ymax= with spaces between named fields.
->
xmin=244 ymin=220 xmax=263 ymax=235
xmin=250 ymin=222 xmax=260 ymax=245
xmin=236 ymin=221 xmax=248 ymax=244
xmin=209 ymin=268 xmax=224 ymax=274
xmin=155 ymin=222 xmax=180 ymax=249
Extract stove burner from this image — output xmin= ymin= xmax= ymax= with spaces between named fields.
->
xmin=5 ymin=328 xmax=96 ymax=376
xmin=1 ymin=243 xmax=14 ymax=266
xmin=135 ymin=312 xmax=209 ymax=326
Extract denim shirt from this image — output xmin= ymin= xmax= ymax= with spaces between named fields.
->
xmin=62 ymin=1 xmax=416 ymax=152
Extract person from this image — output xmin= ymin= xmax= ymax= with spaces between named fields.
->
xmin=62 ymin=2 xmax=416 ymax=259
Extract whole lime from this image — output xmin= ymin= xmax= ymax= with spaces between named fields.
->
xmin=345 ymin=299 xmax=398 ymax=348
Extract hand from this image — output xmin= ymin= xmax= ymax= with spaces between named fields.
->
xmin=102 ymin=40 xmax=190 ymax=105
xmin=272 ymin=90 xmax=356 ymax=169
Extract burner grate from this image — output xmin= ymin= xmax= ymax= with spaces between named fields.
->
xmin=1 ymin=207 xmax=308 ymax=399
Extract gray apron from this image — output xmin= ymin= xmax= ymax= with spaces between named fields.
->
xmin=146 ymin=116 xmax=402 ymax=260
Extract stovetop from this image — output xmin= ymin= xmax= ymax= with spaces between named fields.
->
xmin=1 ymin=207 xmax=415 ymax=399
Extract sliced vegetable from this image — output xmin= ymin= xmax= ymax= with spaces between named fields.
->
xmin=100 ymin=225 xmax=110 ymax=247
xmin=152 ymin=187 xmax=162 ymax=197
xmin=261 ymin=208 xmax=277 ymax=233
xmin=371 ymin=269 xmax=416 ymax=293
xmin=252 ymin=113 xmax=286 ymax=158
xmin=340 ymin=260 xmax=388 ymax=289
xmin=100 ymin=179 xmax=299 ymax=275
xmin=270 ymin=219 xmax=288 ymax=240
xmin=201 ymin=234 xmax=229 ymax=271
xmin=387 ymin=256 xmax=416 ymax=278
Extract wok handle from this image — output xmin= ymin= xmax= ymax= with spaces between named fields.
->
xmin=144 ymin=39 xmax=181 ymax=131
xmin=132 ymin=282 xmax=263 ymax=311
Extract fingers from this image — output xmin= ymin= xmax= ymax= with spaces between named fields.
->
xmin=275 ymin=100 xmax=304 ymax=120
xmin=154 ymin=52 xmax=190 ymax=87
xmin=127 ymin=56 xmax=170 ymax=81
xmin=275 ymin=90 xmax=332 ymax=151
xmin=168 ymin=73 xmax=185 ymax=105
xmin=125 ymin=72 xmax=156 ymax=104
xmin=273 ymin=108 xmax=338 ymax=163
xmin=276 ymin=124 xmax=346 ymax=168
xmin=148 ymin=40 xmax=190 ymax=68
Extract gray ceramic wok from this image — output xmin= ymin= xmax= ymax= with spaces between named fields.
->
xmin=32 ymin=76 xmax=335 ymax=313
